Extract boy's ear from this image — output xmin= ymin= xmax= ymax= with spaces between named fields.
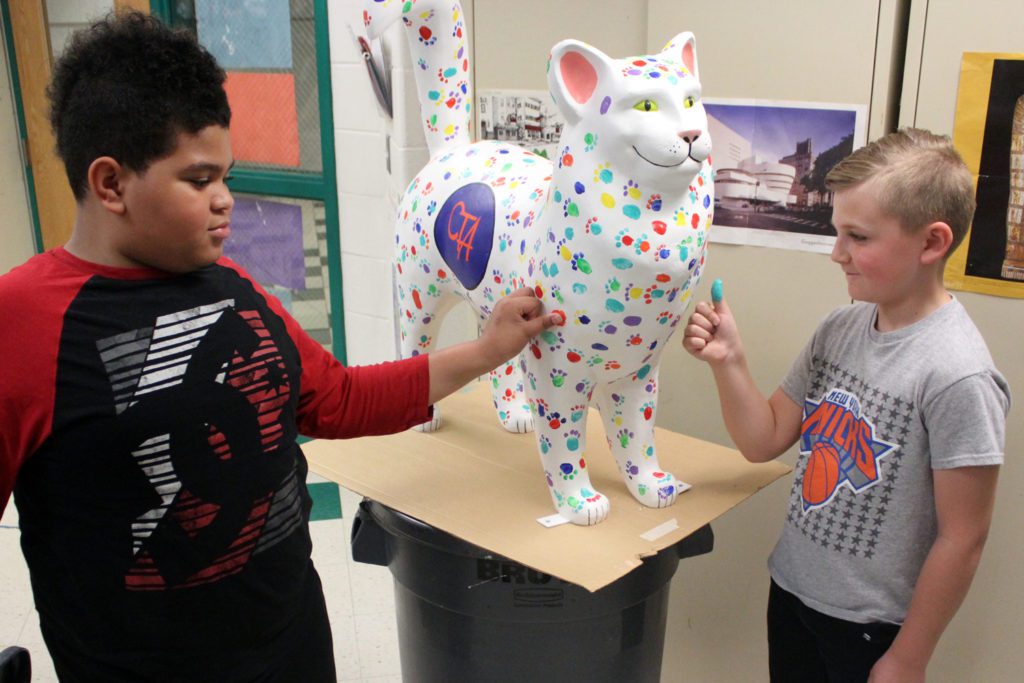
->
xmin=920 ymin=221 xmax=954 ymax=265
xmin=87 ymin=157 xmax=128 ymax=215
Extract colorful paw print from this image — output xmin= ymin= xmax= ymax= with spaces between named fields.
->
xmin=562 ymin=197 xmax=580 ymax=218
xmin=624 ymin=460 xmax=641 ymax=477
xmin=616 ymin=429 xmax=634 ymax=448
xmin=570 ymin=253 xmax=592 ymax=274
xmin=416 ymin=334 xmax=432 ymax=350
xmin=626 ymin=333 xmax=644 ymax=347
xmin=622 ymin=179 xmax=642 ymax=200
xmin=558 ymin=462 xmax=579 ymax=481
xmin=417 ymin=27 xmax=437 ymax=46
xmin=564 ymin=495 xmax=585 ymax=513
xmin=594 ymin=163 xmax=614 ymax=184
xmin=565 ymin=347 xmax=584 ymax=364
xmin=565 ymin=431 xmax=582 ymax=452
xmin=532 ymin=397 xmax=550 ymax=418
xmin=539 ymin=435 xmax=552 ymax=455
xmin=436 ymin=65 xmax=454 ymax=85
xmin=570 ymin=404 xmax=587 ymax=423
xmin=640 ymin=401 xmax=655 ymax=420
xmin=583 ymin=132 xmax=598 ymax=152
xmin=557 ymin=238 xmax=573 ymax=262
xmin=559 ymin=146 xmax=574 ymax=168
xmin=547 ymin=411 xmax=567 ymax=429
xmin=550 ymin=368 xmax=568 ymax=388
xmin=647 ymin=194 xmax=663 ymax=211
xmin=612 ymin=228 xmax=633 ymax=251
xmin=540 ymin=329 xmax=565 ymax=352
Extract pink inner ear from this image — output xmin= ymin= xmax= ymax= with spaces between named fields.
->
xmin=682 ymin=41 xmax=696 ymax=76
xmin=560 ymin=51 xmax=598 ymax=105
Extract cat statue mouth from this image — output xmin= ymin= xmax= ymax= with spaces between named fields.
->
xmin=366 ymin=0 xmax=714 ymax=525
xmin=632 ymin=145 xmax=696 ymax=169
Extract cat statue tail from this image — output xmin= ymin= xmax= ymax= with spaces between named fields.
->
xmin=363 ymin=0 xmax=473 ymax=158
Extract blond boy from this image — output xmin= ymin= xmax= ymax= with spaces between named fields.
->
xmin=684 ymin=128 xmax=1009 ymax=682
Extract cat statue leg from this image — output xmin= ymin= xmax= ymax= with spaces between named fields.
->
xmin=527 ymin=360 xmax=610 ymax=525
xmin=395 ymin=278 xmax=460 ymax=432
xmin=488 ymin=354 xmax=533 ymax=433
xmin=595 ymin=372 xmax=680 ymax=508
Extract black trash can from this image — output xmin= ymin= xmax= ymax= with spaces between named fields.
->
xmin=351 ymin=498 xmax=713 ymax=683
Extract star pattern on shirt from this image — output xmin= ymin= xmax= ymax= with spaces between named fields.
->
xmin=787 ymin=356 xmax=912 ymax=560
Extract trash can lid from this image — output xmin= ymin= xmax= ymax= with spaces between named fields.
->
xmin=362 ymin=498 xmax=503 ymax=560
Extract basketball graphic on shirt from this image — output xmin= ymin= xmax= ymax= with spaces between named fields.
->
xmin=803 ymin=441 xmax=841 ymax=507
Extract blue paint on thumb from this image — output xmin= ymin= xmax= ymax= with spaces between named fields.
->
xmin=711 ymin=278 xmax=724 ymax=304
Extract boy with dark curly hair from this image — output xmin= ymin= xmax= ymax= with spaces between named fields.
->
xmin=0 ymin=12 xmax=557 ymax=682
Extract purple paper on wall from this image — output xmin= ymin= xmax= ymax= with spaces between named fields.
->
xmin=223 ymin=198 xmax=306 ymax=291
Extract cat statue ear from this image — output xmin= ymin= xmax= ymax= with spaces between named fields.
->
xmin=547 ymin=40 xmax=615 ymax=125
xmin=658 ymin=31 xmax=699 ymax=81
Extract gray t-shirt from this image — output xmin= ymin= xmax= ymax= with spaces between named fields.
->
xmin=770 ymin=297 xmax=1010 ymax=624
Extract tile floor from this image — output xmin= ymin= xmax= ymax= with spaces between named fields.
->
xmin=0 ymin=478 xmax=403 ymax=682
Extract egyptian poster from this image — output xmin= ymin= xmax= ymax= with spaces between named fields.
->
xmin=947 ymin=53 xmax=1024 ymax=298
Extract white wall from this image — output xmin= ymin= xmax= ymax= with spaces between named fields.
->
xmin=45 ymin=0 xmax=112 ymax=59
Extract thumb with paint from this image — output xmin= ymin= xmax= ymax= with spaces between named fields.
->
xmin=711 ymin=278 xmax=724 ymax=309
xmin=682 ymin=277 xmax=741 ymax=365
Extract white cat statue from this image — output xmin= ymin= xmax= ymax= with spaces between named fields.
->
xmin=364 ymin=0 xmax=714 ymax=525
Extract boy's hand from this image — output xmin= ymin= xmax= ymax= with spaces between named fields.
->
xmin=480 ymin=287 xmax=563 ymax=367
xmin=682 ymin=280 xmax=743 ymax=365
xmin=427 ymin=288 xmax=561 ymax=405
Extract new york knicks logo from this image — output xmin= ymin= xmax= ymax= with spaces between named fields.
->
xmin=799 ymin=388 xmax=897 ymax=513
xmin=434 ymin=182 xmax=495 ymax=290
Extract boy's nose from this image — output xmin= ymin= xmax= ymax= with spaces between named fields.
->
xmin=830 ymin=239 xmax=846 ymax=263
xmin=212 ymin=191 xmax=234 ymax=213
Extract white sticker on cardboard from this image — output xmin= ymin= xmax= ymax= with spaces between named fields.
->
xmin=640 ymin=518 xmax=679 ymax=541
xmin=536 ymin=513 xmax=572 ymax=528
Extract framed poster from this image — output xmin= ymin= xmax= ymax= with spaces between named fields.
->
xmin=704 ymin=98 xmax=867 ymax=254
xmin=947 ymin=52 xmax=1024 ymax=298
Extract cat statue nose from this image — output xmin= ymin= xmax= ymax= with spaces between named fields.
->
xmin=679 ymin=130 xmax=701 ymax=143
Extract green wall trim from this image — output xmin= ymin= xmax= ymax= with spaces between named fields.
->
xmin=227 ymin=169 xmax=326 ymax=200
xmin=314 ymin=0 xmax=346 ymax=364
xmin=2 ymin=0 xmax=45 ymax=254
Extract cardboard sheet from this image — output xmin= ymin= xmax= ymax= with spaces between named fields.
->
xmin=303 ymin=382 xmax=791 ymax=592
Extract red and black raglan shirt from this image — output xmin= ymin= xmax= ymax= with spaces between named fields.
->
xmin=0 ymin=248 xmax=430 ymax=679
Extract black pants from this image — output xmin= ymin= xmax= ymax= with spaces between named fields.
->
xmin=768 ymin=579 xmax=900 ymax=683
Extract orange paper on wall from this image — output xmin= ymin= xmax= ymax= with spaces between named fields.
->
xmin=224 ymin=71 xmax=300 ymax=167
